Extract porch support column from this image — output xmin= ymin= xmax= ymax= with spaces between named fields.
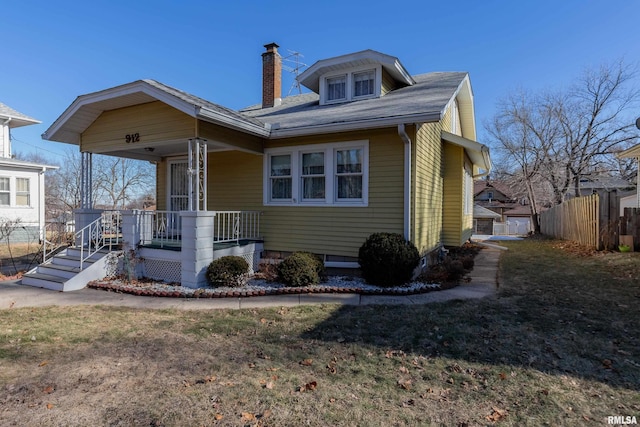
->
xmin=121 ymin=210 xmax=153 ymax=248
xmin=80 ymin=152 xmax=93 ymax=209
xmin=74 ymin=152 xmax=100 ymax=247
xmin=187 ymin=138 xmax=208 ymax=211
xmin=180 ymin=210 xmax=215 ymax=288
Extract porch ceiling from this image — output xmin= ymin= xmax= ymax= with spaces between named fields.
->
xmin=94 ymin=139 xmax=246 ymax=162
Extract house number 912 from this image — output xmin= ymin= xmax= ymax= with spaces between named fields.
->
xmin=125 ymin=133 xmax=140 ymax=143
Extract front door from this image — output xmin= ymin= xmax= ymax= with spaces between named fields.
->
xmin=169 ymin=161 xmax=189 ymax=212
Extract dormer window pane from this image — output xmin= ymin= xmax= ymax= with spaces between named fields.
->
xmin=353 ymin=70 xmax=375 ymax=97
xmin=327 ymin=75 xmax=346 ymax=101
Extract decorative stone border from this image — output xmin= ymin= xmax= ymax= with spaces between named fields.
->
xmin=87 ymin=280 xmax=442 ymax=298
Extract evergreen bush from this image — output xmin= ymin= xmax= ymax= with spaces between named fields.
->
xmin=277 ymin=252 xmax=325 ymax=287
xmin=206 ymin=256 xmax=250 ymax=288
xmin=358 ymin=232 xmax=420 ymax=287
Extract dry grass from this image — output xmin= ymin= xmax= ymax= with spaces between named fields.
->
xmin=1 ymin=238 xmax=639 ymax=426
xmin=0 ymin=242 xmax=41 ymax=276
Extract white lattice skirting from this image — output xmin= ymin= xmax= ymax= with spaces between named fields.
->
xmin=142 ymin=258 xmax=182 ymax=283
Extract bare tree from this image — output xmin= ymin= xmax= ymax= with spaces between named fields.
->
xmin=554 ymin=59 xmax=640 ymax=197
xmin=94 ymin=156 xmax=155 ymax=210
xmin=486 ymin=59 xmax=639 ymax=219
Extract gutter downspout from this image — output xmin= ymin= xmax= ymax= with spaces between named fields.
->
xmin=398 ymin=124 xmax=411 ymax=241
xmin=473 ymin=145 xmax=492 ymax=179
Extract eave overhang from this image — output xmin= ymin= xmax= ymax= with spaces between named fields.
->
xmin=0 ymin=158 xmax=58 ymax=171
xmin=441 ymin=130 xmax=492 ymax=176
xmin=269 ymin=111 xmax=441 ymax=139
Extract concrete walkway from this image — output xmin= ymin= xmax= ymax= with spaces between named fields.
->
xmin=0 ymin=248 xmax=501 ymax=311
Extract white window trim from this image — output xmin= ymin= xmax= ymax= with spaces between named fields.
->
xmin=464 ymin=163 xmax=473 ymax=215
xmin=263 ymin=141 xmax=369 ymax=207
xmin=15 ymin=177 xmax=30 ymax=207
xmin=0 ymin=176 xmax=9 ymax=206
xmin=320 ymin=65 xmax=381 ymax=105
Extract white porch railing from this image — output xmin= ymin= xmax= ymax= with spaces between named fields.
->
xmin=214 ymin=211 xmax=262 ymax=244
xmin=139 ymin=210 xmax=182 ymax=248
xmin=137 ymin=210 xmax=262 ymax=248
xmin=74 ymin=211 xmax=122 ymax=270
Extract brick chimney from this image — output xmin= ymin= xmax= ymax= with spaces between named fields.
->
xmin=262 ymin=42 xmax=282 ymax=108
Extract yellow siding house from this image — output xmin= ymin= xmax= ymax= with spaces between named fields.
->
xmin=37 ymin=43 xmax=491 ymax=290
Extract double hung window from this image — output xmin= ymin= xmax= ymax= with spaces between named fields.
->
xmin=322 ymin=68 xmax=378 ymax=104
xmin=270 ymin=154 xmax=292 ymax=200
xmin=336 ymin=149 xmax=363 ymax=199
xmin=326 ymin=75 xmax=346 ymax=102
xmin=301 ymin=152 xmax=325 ymax=200
xmin=265 ymin=141 xmax=368 ymax=206
xmin=353 ymin=70 xmax=375 ymax=98
xmin=0 ymin=178 xmax=9 ymax=205
xmin=16 ymin=178 xmax=30 ymax=206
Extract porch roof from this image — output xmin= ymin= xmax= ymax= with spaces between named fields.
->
xmin=43 ymin=79 xmax=271 ymax=147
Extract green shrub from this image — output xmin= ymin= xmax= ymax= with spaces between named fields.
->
xmin=277 ymin=252 xmax=325 ymax=287
xmin=207 ymin=256 xmax=250 ymax=288
xmin=358 ymin=232 xmax=420 ymax=287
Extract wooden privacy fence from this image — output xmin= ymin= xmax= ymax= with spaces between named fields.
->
xmin=540 ymin=194 xmax=600 ymax=248
xmin=540 ymin=192 xmax=640 ymax=250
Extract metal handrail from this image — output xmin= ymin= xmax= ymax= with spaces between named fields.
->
xmin=74 ymin=211 xmax=122 ymax=270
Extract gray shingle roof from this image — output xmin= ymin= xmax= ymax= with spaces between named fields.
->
xmin=0 ymin=102 xmax=40 ymax=128
xmin=241 ymin=72 xmax=467 ymax=133
xmin=143 ymin=80 xmax=266 ymax=129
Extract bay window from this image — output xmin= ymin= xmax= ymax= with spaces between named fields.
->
xmin=264 ymin=141 xmax=368 ymax=206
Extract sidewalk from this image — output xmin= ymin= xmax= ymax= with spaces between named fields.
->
xmin=0 ymin=248 xmax=501 ymax=311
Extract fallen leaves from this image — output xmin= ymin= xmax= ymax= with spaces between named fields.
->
xmin=42 ymin=385 xmax=54 ymax=394
xmin=298 ymin=381 xmax=318 ymax=392
xmin=486 ymin=407 xmax=508 ymax=423
xmin=397 ymin=379 xmax=412 ymax=390
xmin=299 ymin=358 xmax=313 ymax=366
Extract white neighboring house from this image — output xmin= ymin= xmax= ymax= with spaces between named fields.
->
xmin=0 ymin=102 xmax=58 ymax=243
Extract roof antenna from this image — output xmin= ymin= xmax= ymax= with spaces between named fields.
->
xmin=281 ymin=50 xmax=307 ymax=96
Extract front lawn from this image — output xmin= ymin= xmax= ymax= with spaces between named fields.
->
xmin=0 ymin=238 xmax=638 ymax=426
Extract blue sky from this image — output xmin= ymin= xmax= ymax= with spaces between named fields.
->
xmin=3 ymin=0 xmax=639 ymax=161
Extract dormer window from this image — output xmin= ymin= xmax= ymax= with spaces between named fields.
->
xmin=353 ymin=70 xmax=375 ymax=97
xmin=326 ymin=75 xmax=347 ymax=101
xmin=321 ymin=67 xmax=380 ymax=105
xmin=297 ymin=50 xmax=416 ymax=106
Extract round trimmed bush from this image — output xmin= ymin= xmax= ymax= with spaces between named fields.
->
xmin=207 ymin=255 xmax=250 ymax=288
xmin=358 ymin=232 xmax=420 ymax=287
xmin=277 ymin=252 xmax=325 ymax=287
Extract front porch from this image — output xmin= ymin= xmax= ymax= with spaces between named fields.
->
xmin=23 ymin=208 xmax=263 ymax=292
xmin=115 ymin=209 xmax=263 ymax=287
